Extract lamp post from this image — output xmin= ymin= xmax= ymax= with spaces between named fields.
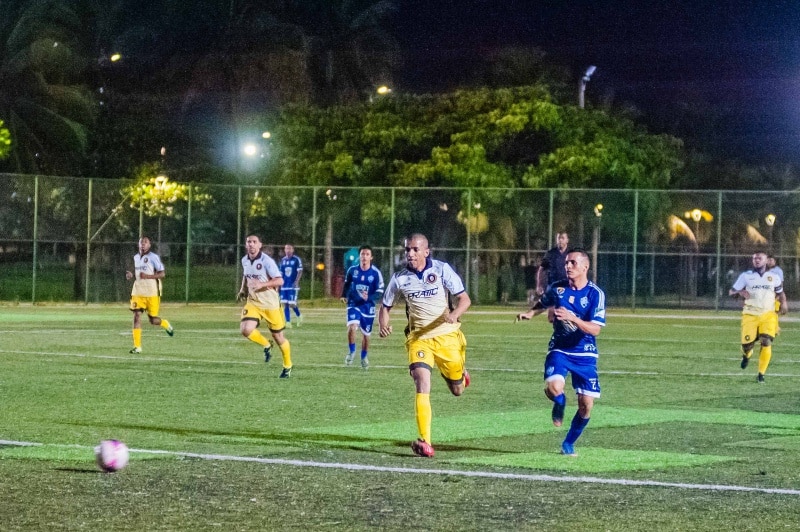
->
xmin=592 ymin=204 xmax=603 ymax=282
xmin=765 ymin=214 xmax=776 ymax=249
xmin=578 ymin=65 xmax=597 ymax=109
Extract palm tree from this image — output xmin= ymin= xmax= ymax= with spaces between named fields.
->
xmin=0 ymin=0 xmax=95 ymax=174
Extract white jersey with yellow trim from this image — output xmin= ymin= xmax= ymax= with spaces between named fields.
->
xmin=732 ymin=269 xmax=783 ymax=316
xmin=382 ymin=257 xmax=466 ymax=341
xmin=131 ymin=252 xmax=164 ymax=297
xmin=242 ymin=252 xmax=282 ymax=309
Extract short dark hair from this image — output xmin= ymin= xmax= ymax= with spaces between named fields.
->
xmin=359 ymin=245 xmax=372 ymax=253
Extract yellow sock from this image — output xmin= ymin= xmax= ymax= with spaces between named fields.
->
xmin=132 ymin=328 xmax=142 ymax=348
xmin=279 ymin=340 xmax=292 ymax=368
xmin=247 ymin=330 xmax=270 ymax=348
xmin=160 ymin=319 xmax=171 ymax=331
xmin=415 ymin=393 xmax=432 ymax=443
xmin=758 ymin=345 xmax=772 ymax=375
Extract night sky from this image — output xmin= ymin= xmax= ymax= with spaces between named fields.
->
xmin=396 ymin=1 xmax=800 ymax=163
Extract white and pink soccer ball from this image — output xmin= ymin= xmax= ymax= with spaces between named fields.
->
xmin=95 ymin=439 xmax=129 ymax=472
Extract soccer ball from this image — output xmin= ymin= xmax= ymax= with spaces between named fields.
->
xmin=95 ymin=439 xmax=129 ymax=472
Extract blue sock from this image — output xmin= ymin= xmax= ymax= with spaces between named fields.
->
xmin=294 ymin=307 xmax=301 ymax=317
xmin=361 ymin=349 xmax=368 ymax=360
xmin=349 ymin=343 xmax=356 ymax=354
xmin=564 ymin=413 xmax=590 ymax=445
xmin=553 ymin=393 xmax=566 ymax=406
xmin=284 ymin=306 xmax=291 ymax=322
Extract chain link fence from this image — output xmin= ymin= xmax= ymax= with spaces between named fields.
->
xmin=1 ymin=173 xmax=796 ymax=308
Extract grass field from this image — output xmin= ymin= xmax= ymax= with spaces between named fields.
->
xmin=2 ymin=303 xmax=800 ymax=530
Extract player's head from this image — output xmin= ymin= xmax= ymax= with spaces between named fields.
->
xmin=358 ymin=245 xmax=373 ymax=267
xmin=767 ymin=254 xmax=777 ymax=269
xmin=752 ymin=251 xmax=768 ymax=270
xmin=564 ymin=248 xmax=590 ymax=281
xmin=138 ymin=237 xmax=151 ymax=255
xmin=284 ymin=244 xmax=294 ymax=256
xmin=245 ymin=234 xmax=262 ymax=257
xmin=404 ymin=234 xmax=430 ymax=272
xmin=556 ymin=232 xmax=569 ymax=250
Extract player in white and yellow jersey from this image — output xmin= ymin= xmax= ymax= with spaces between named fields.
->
xmin=125 ymin=237 xmax=174 ymax=353
xmin=729 ymin=251 xmax=788 ymax=383
xmin=238 ymin=234 xmax=293 ymax=378
xmin=378 ymin=233 xmax=471 ymax=458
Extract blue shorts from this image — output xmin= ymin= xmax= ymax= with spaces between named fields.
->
xmin=346 ymin=304 xmax=375 ymax=336
xmin=544 ymin=351 xmax=601 ymax=398
xmin=280 ymin=287 xmax=299 ymax=304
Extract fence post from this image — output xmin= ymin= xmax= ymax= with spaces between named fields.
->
xmin=184 ymin=185 xmax=192 ymax=304
xmin=85 ymin=179 xmax=93 ymax=303
xmin=389 ymin=187 xmax=395 ymax=277
xmin=631 ymin=190 xmax=639 ymax=310
xmin=310 ymin=187 xmax=318 ymax=300
xmin=235 ymin=186 xmax=242 ymax=295
xmin=31 ymin=175 xmax=39 ymax=303
xmin=714 ymin=191 xmax=723 ymax=310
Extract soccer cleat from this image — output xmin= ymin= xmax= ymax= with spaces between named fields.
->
xmin=463 ymin=370 xmax=471 ymax=388
xmin=740 ymin=355 xmax=749 ymax=369
xmin=166 ymin=326 xmax=174 ymax=337
xmin=411 ymin=439 xmax=434 ymax=457
xmin=285 ymin=321 xmax=293 ymax=329
xmin=129 ymin=347 xmax=141 ymax=354
xmin=552 ymin=401 xmax=565 ymax=427
xmin=361 ymin=357 xmax=369 ymax=370
xmin=757 ymin=373 xmax=765 ymax=383
xmin=279 ymin=367 xmax=292 ymax=379
xmin=296 ymin=315 xmax=303 ymax=327
xmin=561 ymin=441 xmax=577 ymax=456
xmin=345 ymin=353 xmax=355 ymax=366
xmin=264 ymin=345 xmax=272 ymax=363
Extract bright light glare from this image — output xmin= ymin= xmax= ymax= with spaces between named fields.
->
xmin=262 ymin=131 xmax=271 ymax=139
xmin=243 ymin=143 xmax=258 ymax=157
xmin=376 ymin=85 xmax=391 ymax=95
xmin=110 ymin=53 xmax=122 ymax=62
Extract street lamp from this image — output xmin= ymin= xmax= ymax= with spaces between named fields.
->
xmin=765 ymin=213 xmax=776 ymax=247
xmin=578 ymin=65 xmax=597 ymax=109
xmin=592 ymin=204 xmax=603 ymax=282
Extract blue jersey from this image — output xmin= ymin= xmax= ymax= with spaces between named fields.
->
xmin=540 ymin=280 xmax=606 ymax=358
xmin=280 ymin=255 xmax=302 ymax=286
xmin=342 ymin=264 xmax=385 ymax=308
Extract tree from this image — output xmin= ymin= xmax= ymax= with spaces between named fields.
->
xmin=0 ymin=0 xmax=95 ymax=174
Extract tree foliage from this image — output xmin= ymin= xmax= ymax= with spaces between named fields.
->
xmin=0 ymin=0 xmax=95 ymax=174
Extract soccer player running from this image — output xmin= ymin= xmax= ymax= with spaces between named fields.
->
xmin=729 ymin=251 xmax=787 ymax=383
xmin=280 ymin=244 xmax=303 ymax=327
xmin=341 ymin=245 xmax=385 ymax=369
xmin=517 ymin=249 xmax=606 ymax=456
xmin=238 ymin=234 xmax=294 ymax=378
xmin=125 ymin=236 xmax=174 ymax=353
xmin=378 ymin=233 xmax=471 ymax=458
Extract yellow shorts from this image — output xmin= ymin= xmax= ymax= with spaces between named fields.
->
xmin=130 ymin=296 xmax=160 ymax=316
xmin=406 ymin=330 xmax=467 ymax=382
xmin=741 ymin=312 xmax=778 ymax=343
xmin=242 ymin=303 xmax=286 ymax=332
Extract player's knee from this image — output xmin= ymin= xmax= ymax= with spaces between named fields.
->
xmin=148 ymin=316 xmax=160 ymax=325
xmin=760 ymin=335 xmax=773 ymax=346
xmin=742 ymin=342 xmax=755 ymax=352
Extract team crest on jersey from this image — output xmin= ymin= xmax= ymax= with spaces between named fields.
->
xmin=416 ymin=351 xmax=425 ymax=359
xmin=568 ymin=295 xmax=574 ymax=304
xmin=143 ymin=257 xmax=149 ymax=263
xmin=368 ymin=275 xmax=374 ymax=282
xmin=556 ymin=287 xmax=565 ymax=295
xmin=580 ymin=296 xmax=588 ymax=308
xmin=256 ymin=263 xmax=262 ymax=270
xmin=426 ymin=272 xmax=438 ymax=284
xmin=767 ymin=275 xmax=773 ymax=282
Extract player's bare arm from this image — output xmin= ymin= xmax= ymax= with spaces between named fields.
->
xmin=729 ymin=288 xmax=750 ymax=299
xmin=553 ymin=307 xmax=602 ymax=336
xmin=445 ymin=292 xmax=471 ymax=324
xmin=516 ymin=298 xmax=546 ymax=321
xmin=778 ymin=292 xmax=788 ymax=315
xmin=378 ymin=305 xmax=393 ymax=337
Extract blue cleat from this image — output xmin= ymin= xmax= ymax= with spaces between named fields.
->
xmin=279 ymin=366 xmax=292 ymax=378
xmin=561 ymin=441 xmax=577 ymax=456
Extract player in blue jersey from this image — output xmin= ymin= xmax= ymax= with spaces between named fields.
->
xmin=340 ymin=245 xmax=385 ymax=369
xmin=279 ymin=244 xmax=303 ymax=327
xmin=517 ymin=248 xmax=606 ymax=456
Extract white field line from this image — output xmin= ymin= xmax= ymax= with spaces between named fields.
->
xmin=1 ymin=438 xmax=798 ymax=496
xmin=3 ymin=348 xmax=800 ymax=376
